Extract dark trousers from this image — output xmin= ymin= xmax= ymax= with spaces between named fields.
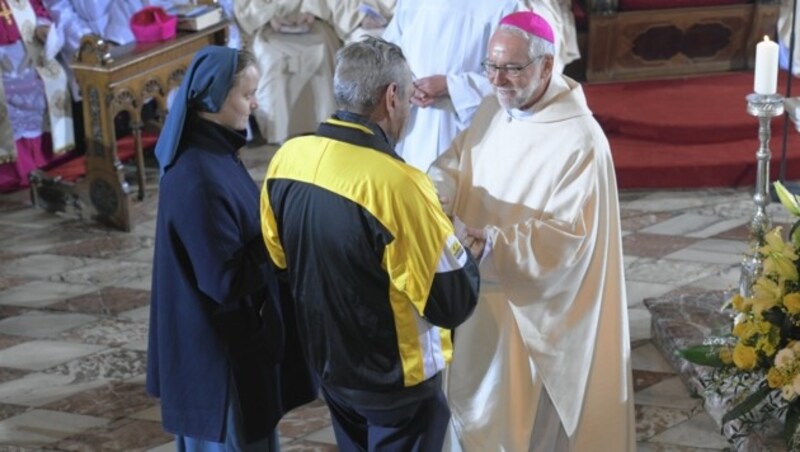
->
xmin=321 ymin=383 xmax=451 ymax=452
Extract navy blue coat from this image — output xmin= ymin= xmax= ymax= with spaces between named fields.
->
xmin=146 ymin=116 xmax=317 ymax=442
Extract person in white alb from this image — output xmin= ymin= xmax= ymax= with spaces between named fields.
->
xmin=429 ymin=11 xmax=635 ymax=452
xmin=236 ymin=0 xmax=387 ymax=144
xmin=382 ymin=0 xmax=520 ymax=172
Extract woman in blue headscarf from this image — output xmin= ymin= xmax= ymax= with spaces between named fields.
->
xmin=146 ymin=46 xmax=317 ymax=451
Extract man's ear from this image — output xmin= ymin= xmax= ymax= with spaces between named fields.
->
xmin=385 ymin=82 xmax=399 ymax=113
xmin=541 ymin=55 xmax=555 ymax=81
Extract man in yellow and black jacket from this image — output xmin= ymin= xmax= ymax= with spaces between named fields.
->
xmin=260 ymin=37 xmax=480 ymax=451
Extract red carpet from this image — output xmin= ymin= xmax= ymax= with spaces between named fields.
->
xmin=45 ymin=132 xmax=159 ymax=181
xmin=583 ymin=71 xmax=800 ymax=189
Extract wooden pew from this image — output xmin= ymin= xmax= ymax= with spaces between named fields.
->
xmin=30 ymin=22 xmax=228 ymax=232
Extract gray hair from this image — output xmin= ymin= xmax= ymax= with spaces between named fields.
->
xmin=497 ymin=24 xmax=556 ymax=60
xmin=334 ymin=37 xmax=412 ymax=115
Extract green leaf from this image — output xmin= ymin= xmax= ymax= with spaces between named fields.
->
xmin=785 ymin=402 xmax=800 ymax=447
xmin=722 ymin=384 xmax=772 ymax=425
xmin=677 ymin=345 xmax=725 ymax=367
xmin=774 ymin=181 xmax=800 ymax=216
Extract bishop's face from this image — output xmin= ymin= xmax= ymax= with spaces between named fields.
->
xmin=486 ymin=30 xmax=551 ymax=110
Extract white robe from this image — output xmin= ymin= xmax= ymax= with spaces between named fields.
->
xmin=237 ymin=0 xmax=365 ymax=144
xmin=428 ymin=74 xmax=635 ymax=451
xmin=779 ymin=0 xmax=800 ymax=75
xmin=382 ymin=0 xmax=520 ymax=172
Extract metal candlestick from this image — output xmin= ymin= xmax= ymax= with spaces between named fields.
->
xmin=740 ymin=93 xmax=784 ymax=296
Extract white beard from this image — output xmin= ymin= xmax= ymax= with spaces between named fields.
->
xmin=495 ymin=79 xmax=539 ymax=110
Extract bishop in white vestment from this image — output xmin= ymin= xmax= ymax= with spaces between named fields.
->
xmin=429 ymin=12 xmax=635 ymax=451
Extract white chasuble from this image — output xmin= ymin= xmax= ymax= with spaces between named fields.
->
xmin=429 ymin=74 xmax=635 ymax=451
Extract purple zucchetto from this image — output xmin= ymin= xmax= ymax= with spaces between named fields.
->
xmin=499 ymin=11 xmax=554 ymax=44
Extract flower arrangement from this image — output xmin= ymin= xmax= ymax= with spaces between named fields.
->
xmin=681 ymin=181 xmax=800 ymax=448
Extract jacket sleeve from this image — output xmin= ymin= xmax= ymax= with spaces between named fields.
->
xmin=422 ymin=234 xmax=480 ymax=329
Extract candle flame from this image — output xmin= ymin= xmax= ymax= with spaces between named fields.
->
xmin=764 ymin=35 xmax=771 ymax=42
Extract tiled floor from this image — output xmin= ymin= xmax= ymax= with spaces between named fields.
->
xmin=0 ymin=145 xmax=786 ymax=451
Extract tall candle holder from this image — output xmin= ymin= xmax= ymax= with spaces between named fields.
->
xmin=740 ymin=93 xmax=784 ymax=296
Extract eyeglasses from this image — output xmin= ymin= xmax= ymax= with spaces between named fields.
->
xmin=481 ymin=57 xmax=541 ymax=78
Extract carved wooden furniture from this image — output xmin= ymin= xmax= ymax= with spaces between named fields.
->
xmin=585 ymin=0 xmax=780 ymax=82
xmin=32 ymin=22 xmax=228 ymax=231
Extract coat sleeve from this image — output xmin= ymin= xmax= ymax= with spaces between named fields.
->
xmin=42 ymin=0 xmax=92 ymax=60
xmin=174 ymin=179 xmax=271 ymax=305
xmin=487 ymin=145 xmax=598 ymax=297
xmin=446 ymin=72 xmax=493 ymax=129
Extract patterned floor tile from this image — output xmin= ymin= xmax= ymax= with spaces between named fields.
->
xmin=47 ymin=286 xmax=151 ymax=316
xmin=0 ymin=409 xmax=109 ymax=446
xmin=0 ymin=403 xmax=27 ymax=422
xmin=55 ymin=260 xmax=152 ymax=291
xmin=0 ymin=281 xmax=97 ymax=309
xmin=633 ymin=369 xmax=677 ymax=393
xmin=635 ymin=404 xmax=699 ymax=442
xmin=42 ymin=381 xmax=155 ymax=421
xmin=0 ymin=276 xmax=29 ymax=292
xmin=619 ymin=210 xmax=679 ymax=232
xmin=0 ymin=254 xmax=101 ymax=280
xmin=0 ymin=311 xmax=98 ymax=339
xmin=278 ymin=399 xmax=333 ymax=440
xmin=58 ymin=318 xmax=147 ymax=348
xmin=0 ymin=367 xmax=28 ymax=385
xmin=43 ymin=349 xmax=147 ymax=383
xmin=46 ymin=235 xmax=153 ymax=260
xmin=712 ymin=222 xmax=752 ymax=241
xmin=52 ymin=418 xmax=170 ymax=451
xmin=0 ymin=334 xmax=26 ymax=351
xmin=646 ymin=412 xmax=730 ymax=449
xmin=281 ymin=440 xmax=339 ymax=452
xmin=622 ymin=233 xmax=700 ymax=259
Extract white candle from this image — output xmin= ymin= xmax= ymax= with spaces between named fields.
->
xmin=754 ymin=35 xmax=779 ymax=95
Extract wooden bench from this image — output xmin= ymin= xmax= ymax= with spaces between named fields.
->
xmin=30 ymin=22 xmax=228 ymax=231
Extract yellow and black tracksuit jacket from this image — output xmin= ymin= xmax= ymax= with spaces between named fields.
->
xmin=260 ymin=113 xmax=479 ymax=407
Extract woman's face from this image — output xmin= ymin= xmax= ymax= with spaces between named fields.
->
xmin=215 ymin=65 xmax=260 ymax=131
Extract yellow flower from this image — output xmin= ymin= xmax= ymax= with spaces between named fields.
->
xmin=733 ymin=343 xmax=758 ymax=370
xmin=768 ymin=367 xmax=786 ymax=388
xmin=775 ymin=348 xmax=797 ymax=369
xmin=783 ymin=384 xmax=798 ymax=401
xmin=757 ymin=320 xmax=774 ymax=335
xmin=752 ymin=276 xmax=784 ymax=315
xmin=733 ymin=321 xmax=755 ymax=340
xmin=764 ymin=255 xmax=799 ymax=282
xmin=775 ymin=181 xmax=800 ymax=217
xmin=757 ymin=336 xmax=777 ymax=357
xmin=719 ymin=347 xmax=733 ymax=365
xmin=786 ymin=293 xmax=800 ymax=315
xmin=731 ymin=294 xmax=750 ymax=313
xmin=760 ymin=227 xmax=799 ymax=281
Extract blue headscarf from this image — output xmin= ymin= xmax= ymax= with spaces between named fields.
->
xmin=155 ymin=45 xmax=238 ymax=174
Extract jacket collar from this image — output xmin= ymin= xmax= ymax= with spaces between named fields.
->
xmin=315 ymin=111 xmax=402 ymax=161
